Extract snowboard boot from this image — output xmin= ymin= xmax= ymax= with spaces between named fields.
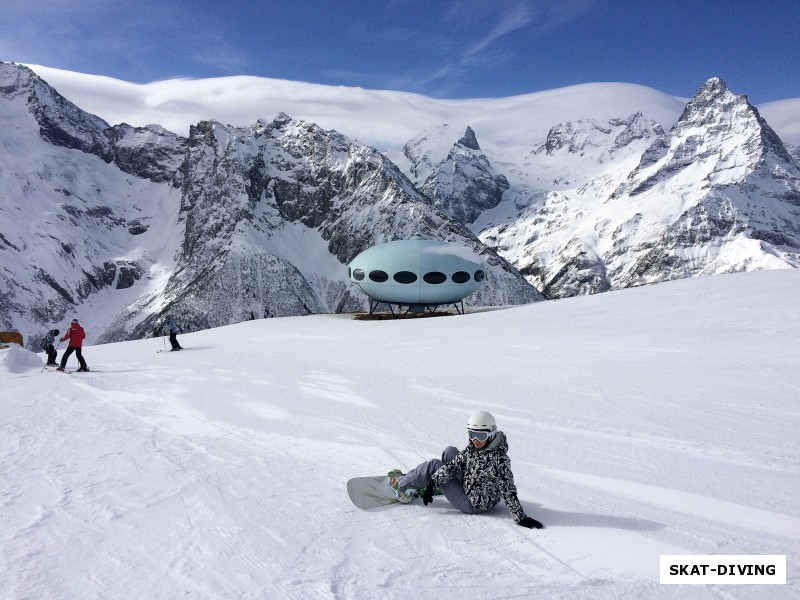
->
xmin=387 ymin=469 xmax=416 ymax=504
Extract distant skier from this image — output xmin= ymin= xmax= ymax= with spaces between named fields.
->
xmin=42 ymin=328 xmax=59 ymax=366
xmin=57 ymin=319 xmax=89 ymax=372
xmin=167 ymin=316 xmax=183 ymax=351
xmin=389 ymin=410 xmax=544 ymax=529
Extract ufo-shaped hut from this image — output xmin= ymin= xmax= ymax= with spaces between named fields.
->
xmin=347 ymin=236 xmax=486 ymax=314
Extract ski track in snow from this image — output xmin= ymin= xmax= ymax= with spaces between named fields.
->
xmin=2 ymin=269 xmax=800 ymax=599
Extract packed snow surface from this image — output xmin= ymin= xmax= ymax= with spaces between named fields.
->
xmin=2 ymin=270 xmax=799 ymax=599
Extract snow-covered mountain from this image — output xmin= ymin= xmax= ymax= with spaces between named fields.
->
xmin=0 ymin=62 xmax=541 ymax=348
xmin=0 ymin=64 xmax=185 ymax=349
xmin=3 ymin=61 xmax=800 ymax=347
xmin=469 ymin=78 xmax=800 ymax=297
xmin=393 ymin=125 xmax=509 ymax=224
xmin=111 ymin=112 xmax=541 ymax=343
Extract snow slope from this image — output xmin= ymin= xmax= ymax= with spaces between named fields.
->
xmin=2 ymin=269 xmax=799 ymax=599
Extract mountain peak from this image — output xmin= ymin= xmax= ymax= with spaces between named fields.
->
xmin=678 ymin=76 xmax=750 ymax=128
xmin=697 ymin=76 xmax=728 ymax=97
xmin=1 ymin=61 xmax=113 ymax=163
xmin=627 ymin=76 xmax=797 ymax=190
xmin=457 ymin=126 xmax=480 ymax=151
xmin=272 ymin=112 xmax=294 ymax=127
xmin=0 ymin=61 xmax=35 ymax=86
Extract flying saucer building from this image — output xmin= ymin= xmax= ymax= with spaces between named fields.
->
xmin=347 ymin=236 xmax=486 ymax=314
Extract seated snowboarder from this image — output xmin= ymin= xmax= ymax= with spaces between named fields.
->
xmin=42 ymin=328 xmax=59 ymax=366
xmin=389 ymin=410 xmax=544 ymax=529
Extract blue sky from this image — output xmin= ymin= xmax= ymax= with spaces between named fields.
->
xmin=3 ymin=0 xmax=799 ymax=104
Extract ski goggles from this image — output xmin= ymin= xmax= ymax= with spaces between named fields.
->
xmin=468 ymin=429 xmax=494 ymax=442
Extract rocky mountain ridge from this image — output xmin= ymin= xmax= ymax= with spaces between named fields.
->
xmin=402 ymin=125 xmax=510 ymax=224
xmin=468 ymin=78 xmax=800 ymax=297
xmin=0 ymin=62 xmax=541 ymax=348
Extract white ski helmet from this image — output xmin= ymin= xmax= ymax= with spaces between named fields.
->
xmin=467 ymin=410 xmax=496 ymax=432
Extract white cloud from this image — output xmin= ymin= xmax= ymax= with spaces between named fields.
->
xmin=462 ymin=2 xmax=534 ymax=62
xmin=25 ymin=64 xmax=693 ymax=153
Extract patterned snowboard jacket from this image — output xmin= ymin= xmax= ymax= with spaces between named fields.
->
xmin=431 ymin=431 xmax=526 ymax=522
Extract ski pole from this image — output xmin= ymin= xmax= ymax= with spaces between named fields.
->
xmin=162 ymin=332 xmax=167 ymax=353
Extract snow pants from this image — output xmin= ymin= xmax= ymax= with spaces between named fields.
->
xmin=60 ymin=346 xmax=87 ymax=370
xmin=45 ymin=344 xmax=58 ymax=365
xmin=398 ymin=446 xmax=485 ymax=515
xmin=169 ymin=331 xmax=181 ymax=350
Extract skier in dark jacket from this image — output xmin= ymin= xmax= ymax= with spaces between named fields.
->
xmin=42 ymin=328 xmax=59 ymax=366
xmin=57 ymin=319 xmax=89 ymax=372
xmin=389 ymin=411 xmax=544 ymax=529
xmin=167 ymin=317 xmax=182 ymax=351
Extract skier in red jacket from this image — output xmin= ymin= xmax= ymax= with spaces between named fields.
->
xmin=57 ymin=319 xmax=90 ymax=372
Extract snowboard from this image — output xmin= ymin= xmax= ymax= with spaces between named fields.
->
xmin=347 ymin=475 xmax=406 ymax=509
xmin=347 ymin=475 xmax=441 ymax=509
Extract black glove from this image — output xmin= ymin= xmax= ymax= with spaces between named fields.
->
xmin=422 ymin=482 xmax=435 ymax=505
xmin=517 ymin=516 xmax=544 ymax=529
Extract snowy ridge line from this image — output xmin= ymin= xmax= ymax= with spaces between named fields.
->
xmin=540 ymin=468 xmax=800 ymax=540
